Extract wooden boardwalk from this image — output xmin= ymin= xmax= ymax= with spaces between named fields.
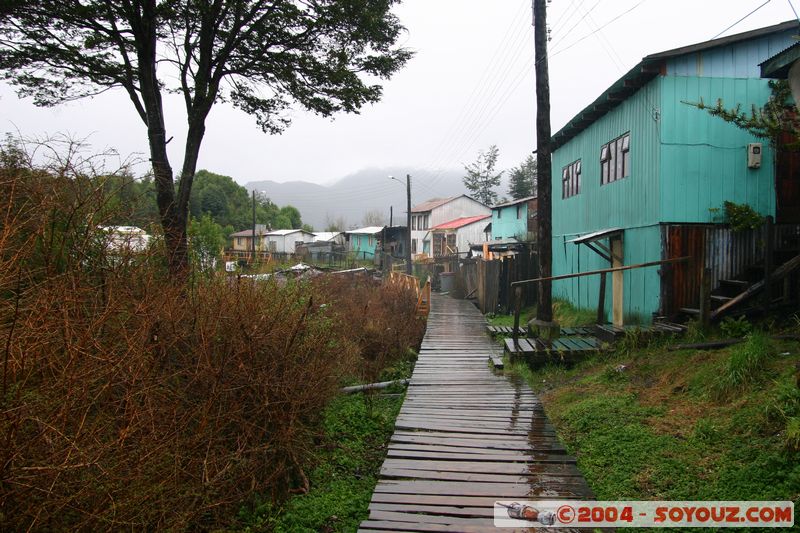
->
xmin=359 ymin=294 xmax=593 ymax=532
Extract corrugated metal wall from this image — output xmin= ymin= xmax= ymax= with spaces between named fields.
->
xmin=551 ymin=79 xmax=663 ymax=323
xmin=665 ymin=29 xmax=797 ymax=78
xmin=659 ymin=76 xmax=776 ymax=222
xmin=551 ymin=80 xmax=663 ymax=234
xmin=662 ymin=223 xmax=767 ymax=314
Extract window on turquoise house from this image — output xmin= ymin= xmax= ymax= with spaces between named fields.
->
xmin=600 ymin=132 xmax=630 ymax=185
xmin=562 ymin=159 xmax=581 ymax=198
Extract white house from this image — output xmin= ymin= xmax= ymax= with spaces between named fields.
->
xmin=312 ymin=231 xmax=346 ymax=245
xmin=98 ymin=225 xmax=151 ymax=253
xmin=265 ymin=229 xmax=316 ymax=254
xmin=410 ymin=195 xmax=490 ymax=258
xmin=429 ymin=215 xmax=491 ymax=257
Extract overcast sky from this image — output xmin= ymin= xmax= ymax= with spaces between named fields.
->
xmin=1 ymin=0 xmax=797 ymax=189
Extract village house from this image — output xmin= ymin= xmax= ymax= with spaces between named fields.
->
xmin=550 ymin=20 xmax=800 ymax=325
xmin=429 ymin=215 xmax=491 ymax=257
xmin=312 ymin=231 xmax=346 ymax=246
xmin=410 ymin=195 xmax=490 ymax=258
xmin=490 ymin=195 xmax=538 ymax=242
xmin=264 ymin=229 xmax=315 ymax=254
xmin=229 ymin=226 xmax=314 ymax=254
xmin=229 ymin=224 xmax=269 ymax=252
xmin=346 ymin=226 xmax=384 ymax=259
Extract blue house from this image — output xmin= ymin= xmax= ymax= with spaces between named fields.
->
xmin=346 ymin=226 xmax=384 ymax=260
xmin=550 ymin=21 xmax=800 ymax=325
xmin=491 ymin=196 xmax=538 ymax=242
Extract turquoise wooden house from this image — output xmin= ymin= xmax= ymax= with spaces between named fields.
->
xmin=346 ymin=226 xmax=384 ymax=260
xmin=491 ymin=196 xmax=538 ymax=242
xmin=550 ymin=21 xmax=800 ymax=325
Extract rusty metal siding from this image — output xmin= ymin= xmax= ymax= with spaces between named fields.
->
xmin=662 ymin=223 xmax=766 ymax=314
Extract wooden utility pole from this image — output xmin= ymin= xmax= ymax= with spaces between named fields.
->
xmin=406 ymin=174 xmax=412 ymax=275
xmin=534 ymin=0 xmax=553 ymax=323
xmin=251 ymin=190 xmax=256 ymax=263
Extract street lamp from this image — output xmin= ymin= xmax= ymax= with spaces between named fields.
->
xmin=389 ymin=174 xmax=412 ymax=275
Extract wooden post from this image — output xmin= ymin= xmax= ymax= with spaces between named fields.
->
xmin=700 ymin=267 xmax=711 ymax=331
xmin=513 ymin=286 xmax=523 ymax=349
xmin=764 ymin=215 xmax=774 ymax=312
xmin=534 ymin=0 xmax=553 ymax=324
xmin=406 ymin=174 xmax=412 ymax=275
xmin=611 ymin=237 xmax=624 ymax=327
xmin=597 ymin=272 xmax=607 ymax=324
xmin=251 ymin=190 xmax=256 ymax=264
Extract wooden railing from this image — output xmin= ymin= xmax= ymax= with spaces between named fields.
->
xmin=417 ymin=276 xmax=432 ymax=317
xmin=509 ymin=257 xmax=690 ymax=347
xmin=386 ymin=272 xmax=431 ymax=317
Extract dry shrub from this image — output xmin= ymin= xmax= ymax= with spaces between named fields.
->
xmin=313 ymin=273 xmax=425 ymax=385
xmin=0 ymin=138 xmax=418 ymax=530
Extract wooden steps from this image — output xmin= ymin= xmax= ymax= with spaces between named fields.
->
xmin=503 ymin=336 xmax=603 ymax=366
xmin=485 ymin=325 xmax=526 ymax=337
xmin=486 ymin=325 xmax=596 ymax=337
xmin=359 ymin=293 xmax=592 ymax=532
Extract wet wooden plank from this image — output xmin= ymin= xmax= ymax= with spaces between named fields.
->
xmin=360 ymin=293 xmax=592 ymax=531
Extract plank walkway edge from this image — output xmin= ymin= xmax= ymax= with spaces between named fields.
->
xmin=359 ymin=293 xmax=592 ymax=532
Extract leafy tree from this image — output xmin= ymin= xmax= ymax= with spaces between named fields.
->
xmin=507 ymin=154 xmax=537 ymax=200
xmin=0 ymin=1 xmax=412 ymax=277
xmin=188 ymin=213 xmax=227 ymax=272
xmin=188 ymin=169 xmax=303 ymax=232
xmin=279 ymin=206 xmax=302 ymax=229
xmin=463 ymin=145 xmax=503 ymax=205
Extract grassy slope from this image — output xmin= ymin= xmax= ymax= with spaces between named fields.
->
xmin=508 ymin=331 xmax=800 ymax=509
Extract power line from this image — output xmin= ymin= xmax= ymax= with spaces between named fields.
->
xmin=711 ymin=0 xmax=772 ymax=40
xmin=787 ymin=0 xmax=800 ymax=21
xmin=419 ymin=1 xmax=528 ymax=161
xmin=548 ymin=0 xmax=650 ymax=58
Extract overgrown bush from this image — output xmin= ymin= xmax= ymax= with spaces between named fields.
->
xmin=720 ymin=315 xmax=753 ymax=338
xmin=0 ymin=138 xmax=423 ymax=530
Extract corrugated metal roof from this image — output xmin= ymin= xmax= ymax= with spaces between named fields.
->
xmin=267 ymin=229 xmax=311 ymax=236
xmin=312 ymin=231 xmax=342 ymax=242
xmin=431 ymin=215 xmax=490 ymax=230
xmin=411 ymin=197 xmax=456 ymax=213
xmin=230 ymin=224 xmax=269 ymax=237
xmin=760 ymin=41 xmax=800 ymax=77
xmin=346 ymin=226 xmax=384 ymax=235
xmin=492 ymin=195 xmax=537 ymax=209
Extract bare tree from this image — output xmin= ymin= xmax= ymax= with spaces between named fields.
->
xmin=362 ymin=209 xmax=387 ymax=227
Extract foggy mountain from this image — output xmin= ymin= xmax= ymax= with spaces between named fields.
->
xmin=246 ymin=167 xmax=478 ymax=230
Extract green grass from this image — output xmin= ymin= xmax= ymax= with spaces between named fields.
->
xmin=237 ymin=393 xmax=402 ymax=532
xmin=486 ymin=298 xmax=596 ymax=328
xmin=236 ymin=353 xmax=415 ymax=533
xmin=506 ymin=332 xmax=800 ymax=511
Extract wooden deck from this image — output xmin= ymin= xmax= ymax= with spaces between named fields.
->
xmin=359 ymin=293 xmax=592 ymax=532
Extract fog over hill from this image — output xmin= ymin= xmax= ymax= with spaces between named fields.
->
xmin=245 ymin=167 xmax=482 ymax=230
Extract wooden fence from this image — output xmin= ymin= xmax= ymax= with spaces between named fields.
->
xmin=466 ymin=250 xmax=538 ymax=314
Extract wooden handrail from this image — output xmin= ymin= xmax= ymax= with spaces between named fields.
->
xmin=511 ymin=256 xmax=691 ymax=348
xmin=510 ymin=256 xmax=691 ymax=287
